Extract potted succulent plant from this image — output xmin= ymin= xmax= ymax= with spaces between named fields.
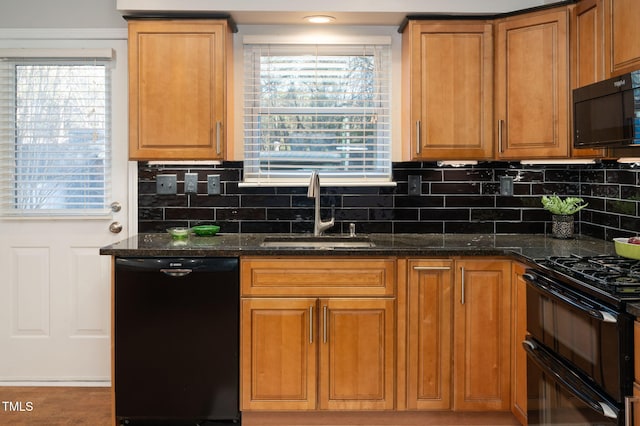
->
xmin=541 ymin=194 xmax=588 ymax=239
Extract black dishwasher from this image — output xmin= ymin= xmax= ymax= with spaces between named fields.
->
xmin=114 ymin=257 xmax=240 ymax=425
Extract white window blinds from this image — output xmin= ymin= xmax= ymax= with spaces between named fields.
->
xmin=243 ymin=41 xmax=392 ymax=185
xmin=0 ymin=54 xmax=111 ymax=216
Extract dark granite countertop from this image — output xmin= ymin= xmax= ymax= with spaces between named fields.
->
xmin=101 ymin=232 xmax=640 ymax=316
xmin=100 ymin=232 xmax=616 ymax=260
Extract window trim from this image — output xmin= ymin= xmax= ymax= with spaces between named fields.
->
xmin=0 ymin=50 xmax=114 ymax=217
xmin=241 ymin=34 xmax=394 ymax=187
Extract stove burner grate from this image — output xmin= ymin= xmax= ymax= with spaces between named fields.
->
xmin=546 ymin=254 xmax=640 ymax=295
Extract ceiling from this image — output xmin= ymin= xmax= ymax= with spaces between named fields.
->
xmin=116 ymin=0 xmax=563 ymax=26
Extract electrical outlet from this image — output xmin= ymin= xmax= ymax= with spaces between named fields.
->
xmin=156 ymin=174 xmax=177 ymax=195
xmin=207 ymin=175 xmax=221 ymax=195
xmin=408 ymin=175 xmax=422 ymax=196
xmin=185 ymin=173 xmax=198 ymax=194
xmin=500 ymin=176 xmax=514 ymax=196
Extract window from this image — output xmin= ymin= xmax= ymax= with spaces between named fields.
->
xmin=243 ymin=40 xmax=392 ymax=185
xmin=0 ymin=52 xmax=111 ymax=216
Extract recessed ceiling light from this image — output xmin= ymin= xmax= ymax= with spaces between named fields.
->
xmin=304 ymin=15 xmax=336 ymax=24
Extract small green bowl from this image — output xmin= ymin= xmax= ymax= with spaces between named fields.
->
xmin=167 ymin=227 xmax=189 ymax=239
xmin=191 ymin=225 xmax=220 ymax=236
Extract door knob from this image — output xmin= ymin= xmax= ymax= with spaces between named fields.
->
xmin=109 ymin=221 xmax=123 ymax=234
xmin=110 ymin=201 xmax=122 ymax=213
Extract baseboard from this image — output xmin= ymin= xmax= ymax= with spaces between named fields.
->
xmin=0 ymin=381 xmax=111 ymax=387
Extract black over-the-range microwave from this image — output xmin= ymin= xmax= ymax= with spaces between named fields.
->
xmin=573 ymin=70 xmax=640 ymax=148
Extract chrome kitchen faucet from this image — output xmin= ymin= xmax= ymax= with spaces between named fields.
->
xmin=307 ymin=170 xmax=335 ymax=236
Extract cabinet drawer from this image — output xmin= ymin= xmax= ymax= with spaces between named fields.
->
xmin=241 ymin=257 xmax=396 ymax=296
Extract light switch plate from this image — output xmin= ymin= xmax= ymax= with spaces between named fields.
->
xmin=157 ymin=174 xmax=177 ymax=195
xmin=185 ymin=173 xmax=198 ymax=194
xmin=207 ymin=175 xmax=221 ymax=195
xmin=408 ymin=175 xmax=422 ymax=196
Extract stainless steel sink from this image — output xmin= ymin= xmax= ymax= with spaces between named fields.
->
xmin=260 ymin=235 xmax=375 ymax=249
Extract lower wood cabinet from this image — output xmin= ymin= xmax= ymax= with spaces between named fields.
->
xmin=241 ymin=298 xmax=318 ymax=410
xmin=511 ymin=262 xmax=528 ymax=424
xmin=241 ymin=256 xmax=514 ymax=414
xmin=454 ymin=258 xmax=512 ymax=411
xmin=406 ymin=259 xmax=453 ymax=410
xmin=240 ymin=257 xmax=396 ymax=411
xmin=406 ymin=258 xmax=512 ymax=411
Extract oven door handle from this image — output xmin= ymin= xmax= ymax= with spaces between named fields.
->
xmin=522 ymin=339 xmax=619 ymax=420
xmin=524 ymin=273 xmax=618 ymax=324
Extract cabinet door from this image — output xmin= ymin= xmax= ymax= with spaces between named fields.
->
xmin=241 ymin=298 xmax=317 ymax=410
xmin=495 ymin=9 xmax=570 ymax=159
xmin=319 ymin=298 xmax=395 ymax=410
xmin=404 ymin=21 xmax=493 ymax=160
xmin=453 ymin=259 xmax=511 ymax=411
xmin=570 ymin=0 xmax=607 ymax=159
xmin=406 ymin=260 xmax=453 ymax=410
xmin=604 ymin=0 xmax=640 ymax=77
xmin=128 ymin=20 xmax=228 ymax=160
xmin=511 ymin=262 xmax=528 ymax=424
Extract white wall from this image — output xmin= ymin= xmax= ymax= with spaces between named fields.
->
xmin=0 ymin=0 xmax=125 ymax=28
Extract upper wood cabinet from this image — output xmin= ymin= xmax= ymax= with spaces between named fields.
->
xmin=604 ymin=0 xmax=640 ymax=77
xmin=570 ymin=0 xmax=607 ymax=159
xmin=495 ymin=8 xmax=570 ymax=159
xmin=402 ymin=20 xmax=494 ymax=160
xmin=572 ymin=0 xmax=605 ymax=87
xmin=128 ymin=19 xmax=232 ymax=160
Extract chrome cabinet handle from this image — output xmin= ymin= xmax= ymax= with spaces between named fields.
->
xmin=413 ymin=266 xmax=451 ymax=271
xmin=498 ymin=119 xmax=504 ymax=153
xmin=416 ymin=121 xmax=422 ymax=155
xmin=460 ymin=266 xmax=465 ymax=305
xmin=309 ymin=306 xmax=314 ymax=344
xmin=323 ymin=305 xmax=328 ymax=344
xmin=216 ymin=121 xmax=222 ymax=155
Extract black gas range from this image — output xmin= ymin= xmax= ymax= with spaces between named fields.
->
xmin=533 ymin=254 xmax=640 ymax=309
xmin=524 ymin=253 xmax=637 ymax=425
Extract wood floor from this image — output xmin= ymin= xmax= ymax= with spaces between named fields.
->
xmin=0 ymin=387 xmax=521 ymax=426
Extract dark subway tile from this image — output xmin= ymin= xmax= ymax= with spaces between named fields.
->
xmin=445 ymin=222 xmax=495 ymax=234
xmin=431 ymin=182 xmax=481 ymax=195
xmin=135 ymin=160 xmax=637 ymax=238
xmin=443 ymin=169 xmax=493 ymax=181
xmin=191 ymin=195 xmax=240 ymax=208
xmin=165 ymin=207 xmax=214 ymax=221
xmin=445 ymin=195 xmax=493 ymax=208
xmin=216 ymin=208 xmax=266 ymax=221
xmin=471 ymin=209 xmax=521 ymax=221
xmin=370 ymin=208 xmax=418 ymax=221
xmin=241 ymin=221 xmax=291 ymax=233
xmin=395 ymin=195 xmax=445 ymax=208
xmin=421 ymin=208 xmax=469 ymax=221
xmin=241 ymin=195 xmax=291 ymax=208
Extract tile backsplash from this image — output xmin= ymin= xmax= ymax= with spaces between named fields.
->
xmin=138 ymin=160 xmax=640 ymax=240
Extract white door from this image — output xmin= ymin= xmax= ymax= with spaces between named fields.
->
xmin=0 ymin=35 xmax=130 ymax=382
